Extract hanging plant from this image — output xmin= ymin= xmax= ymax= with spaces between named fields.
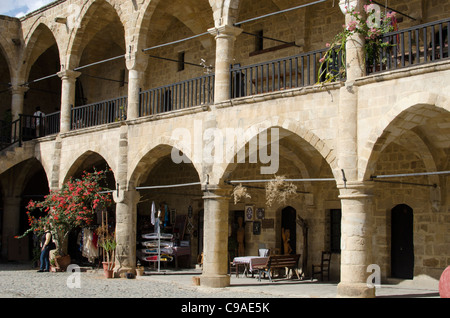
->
xmin=265 ymin=175 xmax=297 ymax=207
xmin=232 ymin=183 xmax=251 ymax=204
xmin=318 ymin=1 xmax=397 ymax=83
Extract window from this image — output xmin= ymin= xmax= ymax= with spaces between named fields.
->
xmin=255 ymin=30 xmax=264 ymax=52
xmin=330 ymin=209 xmax=341 ymax=253
xmin=178 ymin=52 xmax=185 ymax=72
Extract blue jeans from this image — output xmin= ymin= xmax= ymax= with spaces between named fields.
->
xmin=39 ymin=246 xmax=50 ymax=270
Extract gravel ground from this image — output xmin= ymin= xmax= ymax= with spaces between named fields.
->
xmin=0 ymin=262 xmax=278 ymax=299
xmin=0 ymin=261 xmax=441 ymax=301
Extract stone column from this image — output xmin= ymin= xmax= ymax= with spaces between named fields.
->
xmin=10 ymin=85 xmax=29 ymax=121
xmin=336 ymin=0 xmax=372 ymax=298
xmin=337 ymin=183 xmax=375 ymax=298
xmin=126 ymin=51 xmax=147 ymax=120
xmin=338 ymin=0 xmax=366 ymax=182
xmin=200 ymin=185 xmax=232 ymax=288
xmin=113 ymin=189 xmax=139 ymax=276
xmin=340 ymin=0 xmax=366 ymax=80
xmin=57 ymin=70 xmax=81 ymax=133
xmin=208 ymin=25 xmax=242 ymax=103
xmin=126 ymin=69 xmax=143 ymax=120
xmin=1 ymin=196 xmax=21 ymax=259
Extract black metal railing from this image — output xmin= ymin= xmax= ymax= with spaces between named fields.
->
xmin=43 ymin=111 xmax=60 ymax=136
xmin=139 ymin=73 xmax=215 ymax=117
xmin=230 ymin=48 xmax=335 ymax=98
xmin=368 ymin=18 xmax=449 ymax=74
xmin=0 ymin=114 xmax=46 ymax=151
xmin=71 ymin=96 xmax=128 ymax=130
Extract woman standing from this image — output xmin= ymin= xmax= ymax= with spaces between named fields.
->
xmin=37 ymin=227 xmax=52 ymax=272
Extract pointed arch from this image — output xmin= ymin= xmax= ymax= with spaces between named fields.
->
xmin=66 ymin=0 xmax=126 ymax=70
xmin=360 ymin=92 xmax=450 ymax=181
xmin=216 ymin=117 xmax=339 ymax=186
xmin=62 ymin=150 xmax=116 ymax=187
xmin=19 ymin=22 xmax=60 ymax=84
xmin=128 ymin=141 xmax=203 ymax=191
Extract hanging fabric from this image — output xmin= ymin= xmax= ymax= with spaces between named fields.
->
xmin=82 ymin=228 xmax=99 ymax=262
xmin=151 ymin=201 xmax=156 ymax=226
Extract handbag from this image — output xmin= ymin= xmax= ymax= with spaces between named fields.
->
xmin=48 ymin=241 xmax=56 ymax=250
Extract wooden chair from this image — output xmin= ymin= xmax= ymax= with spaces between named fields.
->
xmin=311 ymin=251 xmax=331 ymax=281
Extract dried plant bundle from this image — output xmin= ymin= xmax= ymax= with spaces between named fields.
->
xmin=266 ymin=175 xmax=297 ymax=207
xmin=232 ymin=183 xmax=251 ymax=204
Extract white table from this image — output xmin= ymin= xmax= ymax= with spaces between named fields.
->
xmin=232 ymin=256 xmax=269 ymax=277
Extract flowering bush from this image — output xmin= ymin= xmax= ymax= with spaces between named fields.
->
xmin=318 ymin=1 xmax=397 ymax=83
xmin=17 ymin=168 xmax=112 ymax=256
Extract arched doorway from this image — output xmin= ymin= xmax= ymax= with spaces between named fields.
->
xmin=281 ymin=206 xmax=296 ymax=255
xmin=391 ymin=204 xmax=414 ymax=279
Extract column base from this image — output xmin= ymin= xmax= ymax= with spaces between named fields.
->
xmin=200 ymin=274 xmax=230 ymax=288
xmin=337 ymin=282 xmax=376 ymax=298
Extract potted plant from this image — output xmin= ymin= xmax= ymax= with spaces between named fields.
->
xmin=97 ymin=229 xmax=116 ymax=278
xmin=16 ymin=168 xmax=112 ymax=271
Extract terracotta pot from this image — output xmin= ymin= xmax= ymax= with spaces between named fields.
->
xmin=55 ymin=255 xmax=71 ymax=271
xmin=102 ymin=262 xmax=114 ymax=278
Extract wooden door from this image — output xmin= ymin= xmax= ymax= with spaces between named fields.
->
xmin=391 ymin=204 xmax=414 ymax=279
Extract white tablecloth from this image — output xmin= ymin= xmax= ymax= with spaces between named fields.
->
xmin=233 ymin=256 xmax=268 ymax=272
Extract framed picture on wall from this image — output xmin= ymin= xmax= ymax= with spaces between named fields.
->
xmin=256 ymin=208 xmax=265 ymax=219
xmin=245 ymin=205 xmax=254 ymax=221
xmin=253 ymin=221 xmax=261 ymax=235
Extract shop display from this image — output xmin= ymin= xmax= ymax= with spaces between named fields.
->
xmin=137 ymin=202 xmax=191 ymax=270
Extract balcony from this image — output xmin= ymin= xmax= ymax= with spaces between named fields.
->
xmin=1 ymin=18 xmax=448 ymax=149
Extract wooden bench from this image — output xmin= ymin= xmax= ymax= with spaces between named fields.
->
xmin=254 ymin=254 xmax=301 ymax=282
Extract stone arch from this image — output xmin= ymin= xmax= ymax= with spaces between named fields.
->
xmin=0 ymin=145 xmax=38 ymax=177
xmin=66 ymin=0 xmax=126 ymax=70
xmin=219 ymin=0 xmax=240 ymax=26
xmin=0 ymin=158 xmax=50 ymax=199
xmin=135 ymin=0 xmax=215 ymax=55
xmin=215 ymin=117 xmax=338 ymax=185
xmin=360 ymin=92 xmax=450 ymax=181
xmin=0 ymin=32 xmax=19 ymax=80
xmin=19 ymin=22 xmax=60 ymax=85
xmin=128 ymin=141 xmax=203 ymax=190
xmin=61 ymin=150 xmax=117 ymax=186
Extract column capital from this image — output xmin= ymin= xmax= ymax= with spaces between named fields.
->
xmin=57 ymin=69 xmax=82 ymax=81
xmin=208 ymin=24 xmax=243 ymax=39
xmin=126 ymin=49 xmax=148 ymax=71
xmin=113 ymin=189 xmax=140 ymax=204
xmin=338 ymin=181 xmax=374 ymax=199
xmin=9 ymin=85 xmax=29 ymax=95
xmin=202 ymin=183 xmax=233 ymax=199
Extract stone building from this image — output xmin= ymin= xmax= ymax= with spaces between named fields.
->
xmin=0 ymin=0 xmax=449 ymax=297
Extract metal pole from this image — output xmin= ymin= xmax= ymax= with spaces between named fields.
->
xmin=142 ymin=32 xmax=210 ymax=52
xmin=227 ymin=178 xmax=335 ymax=184
xmin=370 ymin=171 xmax=450 ymax=179
xmin=136 ymin=181 xmax=202 ymax=190
xmin=234 ymin=0 xmax=328 ymax=26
